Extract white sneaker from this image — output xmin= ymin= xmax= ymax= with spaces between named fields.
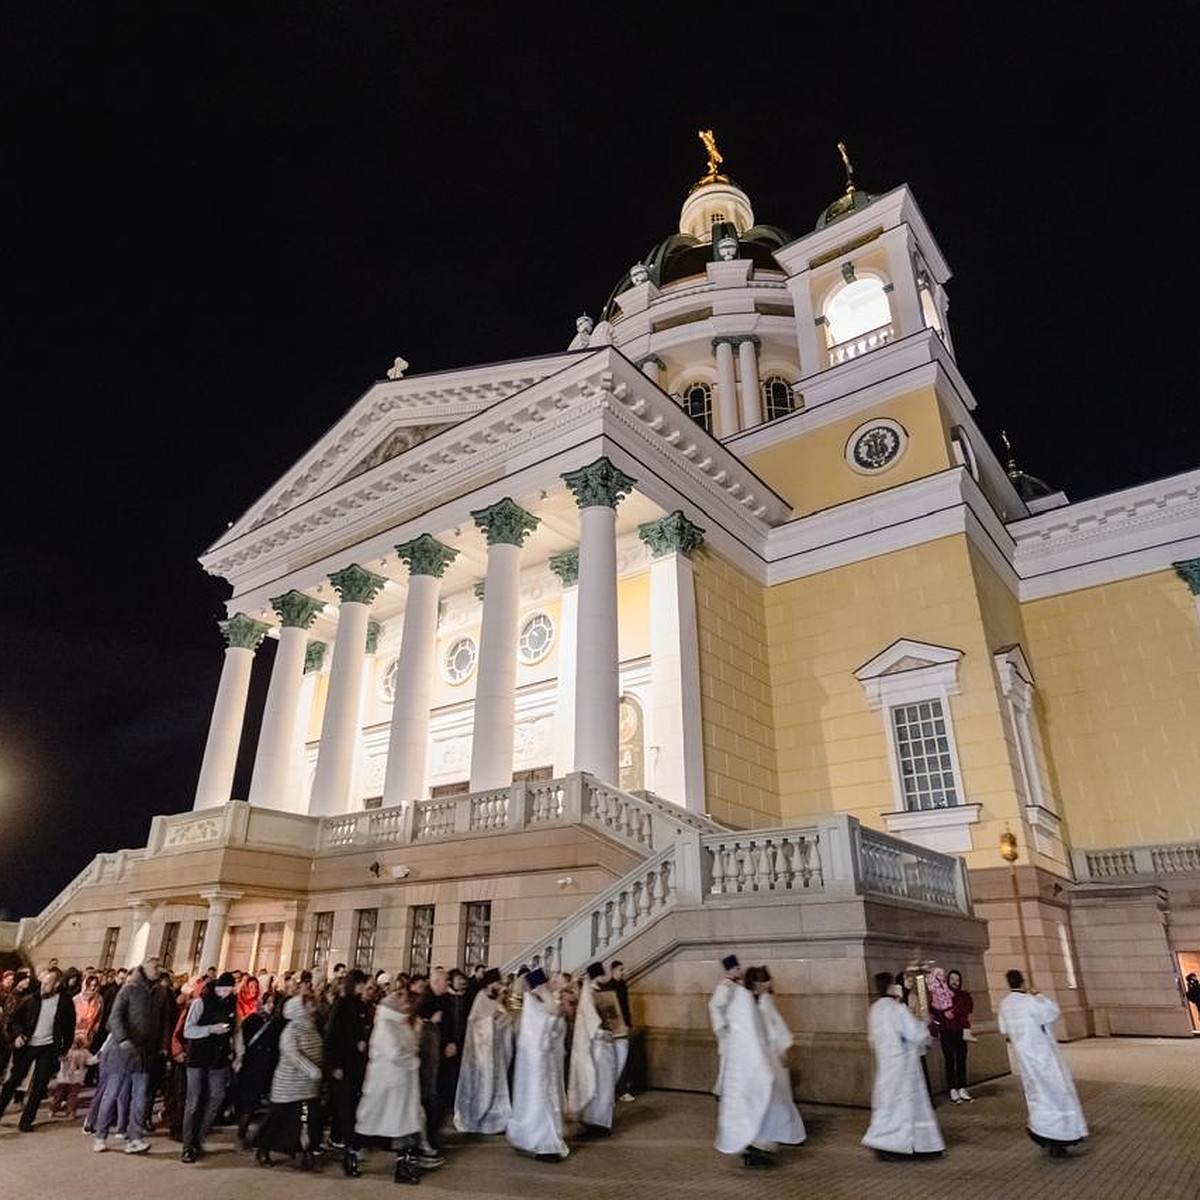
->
xmin=125 ymin=1138 xmax=151 ymax=1154
xmin=92 ymin=1137 xmax=108 ymax=1153
xmin=958 ymin=1088 xmax=973 ymax=1102
xmin=949 ymin=1088 xmax=961 ymax=1102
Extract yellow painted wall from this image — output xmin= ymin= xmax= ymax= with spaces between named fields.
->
xmin=1022 ymin=570 xmax=1200 ymax=850
xmin=745 ymin=386 xmax=952 ymax=516
xmin=692 ymin=548 xmax=780 ymax=828
xmin=762 ymin=534 xmax=1030 ymax=869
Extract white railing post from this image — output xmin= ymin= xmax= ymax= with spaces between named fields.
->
xmin=399 ymin=802 xmax=416 ymax=844
xmin=816 ymin=813 xmax=862 ymax=895
xmin=509 ymin=780 xmax=528 ymax=830
xmin=564 ymin=772 xmax=586 ymax=822
xmin=672 ymin=832 xmax=705 ymax=904
xmin=453 ymin=793 xmax=473 ymax=835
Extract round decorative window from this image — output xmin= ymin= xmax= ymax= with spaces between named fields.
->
xmin=442 ymin=635 xmax=478 ymax=684
xmin=518 ymin=611 xmax=555 ymax=665
xmin=845 ymin=418 xmax=908 ymax=474
xmin=378 ymin=655 xmax=400 ymax=702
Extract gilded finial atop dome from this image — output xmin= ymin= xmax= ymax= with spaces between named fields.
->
xmin=697 ymin=129 xmax=729 ymax=185
xmin=837 ymin=141 xmax=855 ymax=197
xmin=816 ymin=140 xmax=879 ymax=228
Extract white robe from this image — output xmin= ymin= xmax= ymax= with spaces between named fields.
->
xmin=861 ymin=996 xmax=945 ymax=1155
xmin=355 ymin=1002 xmax=424 ymax=1141
xmin=707 ymin=976 xmax=740 ymax=1095
xmin=506 ymin=990 xmax=569 ymax=1158
xmin=715 ymin=987 xmax=806 ymax=1154
xmin=998 ymin=991 xmax=1088 ymax=1144
xmin=566 ymin=982 xmax=617 ymax=1130
xmin=454 ymin=990 xmax=514 ymax=1134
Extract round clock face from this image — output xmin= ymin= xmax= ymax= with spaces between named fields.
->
xmin=847 ymin=419 xmax=907 ymax=473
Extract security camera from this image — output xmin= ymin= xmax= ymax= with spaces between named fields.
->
xmin=556 ymin=876 xmax=575 ymax=888
xmin=391 ymin=864 xmax=412 ymax=880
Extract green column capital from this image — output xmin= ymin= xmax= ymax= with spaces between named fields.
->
xmin=471 ymin=497 xmax=540 ymax=547
xmin=1174 ymin=558 xmax=1200 ymax=595
xmin=219 ymin=613 xmax=270 ymax=651
xmin=328 ymin=563 xmax=388 ymax=606
xmin=395 ymin=533 xmax=459 ymax=579
xmin=304 ymin=641 xmax=327 ymax=674
xmin=549 ymin=548 xmax=580 ymax=587
xmin=561 ymin=456 xmax=636 ymax=510
xmin=638 ymin=511 xmax=706 ymax=559
xmin=270 ymin=589 xmax=324 ymax=630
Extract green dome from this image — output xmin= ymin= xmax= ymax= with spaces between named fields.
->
xmin=816 ymin=186 xmax=878 ymax=229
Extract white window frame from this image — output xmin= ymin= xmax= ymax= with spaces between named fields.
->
xmin=854 ymin=638 xmax=980 ymax=852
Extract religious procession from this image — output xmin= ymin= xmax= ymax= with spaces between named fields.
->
xmin=1 ymin=946 xmax=1088 ymax=1183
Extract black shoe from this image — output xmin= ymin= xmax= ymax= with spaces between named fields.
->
xmin=18 ymin=1123 xmax=34 ymax=1134
xmin=394 ymin=1153 xmax=422 ymax=1184
xmin=875 ymin=1149 xmax=910 ymax=1162
xmin=742 ymin=1149 xmax=774 ymax=1168
xmin=181 ymin=1146 xmax=198 ymax=1164
xmin=255 ymin=1146 xmax=274 ymax=1167
xmin=1048 ymin=1144 xmax=1070 ymax=1158
xmin=342 ymin=1149 xmax=361 ymax=1177
xmin=534 ymin=1152 xmax=564 ymax=1162
xmin=581 ymin=1123 xmax=611 ymax=1138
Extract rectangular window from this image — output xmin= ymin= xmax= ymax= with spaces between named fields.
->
xmin=892 ymin=699 xmax=960 ymax=811
xmin=99 ymin=926 xmax=120 ymax=970
xmin=408 ymin=904 xmax=435 ymax=975
xmin=189 ymin=920 xmax=208 ymax=974
xmin=311 ymin=911 xmax=334 ymax=974
xmin=158 ymin=921 xmax=180 ymax=971
xmin=352 ymin=908 xmax=378 ymax=973
xmin=363 ymin=795 xmax=383 ymax=810
xmin=429 ymin=780 xmax=469 ymax=799
xmin=460 ymin=901 xmax=492 ymax=971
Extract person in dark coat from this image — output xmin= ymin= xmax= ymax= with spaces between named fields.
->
xmin=92 ymin=955 xmax=162 ymax=1152
xmin=234 ymin=989 xmax=281 ymax=1147
xmin=180 ymin=971 xmax=237 ymax=1162
xmin=0 ymin=966 xmax=75 ymax=1131
xmin=323 ymin=968 xmax=371 ymax=1172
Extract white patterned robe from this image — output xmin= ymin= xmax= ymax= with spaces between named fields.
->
xmin=505 ymin=989 xmax=569 ymax=1158
xmin=453 ymin=989 xmax=514 ymax=1134
xmin=566 ymin=981 xmax=617 ymax=1130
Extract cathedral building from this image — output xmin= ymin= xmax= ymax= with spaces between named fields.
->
xmin=17 ymin=138 xmax=1200 ymax=1098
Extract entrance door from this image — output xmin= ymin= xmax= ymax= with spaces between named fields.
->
xmin=226 ymin=924 xmax=257 ymax=973
xmin=256 ymin=923 xmax=285 ymax=975
xmin=1177 ymin=951 xmax=1200 ymax=1032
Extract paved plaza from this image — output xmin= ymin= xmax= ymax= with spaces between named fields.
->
xmin=2 ymin=1037 xmax=1198 ymax=1199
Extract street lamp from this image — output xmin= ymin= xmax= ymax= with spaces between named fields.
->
xmin=1000 ymin=828 xmax=1034 ymax=987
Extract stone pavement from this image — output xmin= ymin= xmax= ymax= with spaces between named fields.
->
xmin=2 ymin=1038 xmax=1199 ymax=1199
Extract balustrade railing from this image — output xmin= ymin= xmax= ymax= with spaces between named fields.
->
xmin=703 ymin=829 xmax=823 ymax=895
xmin=855 ymin=825 xmax=965 ymax=909
xmin=828 ymin=322 xmax=895 ymax=365
xmin=1075 ymin=841 xmax=1200 ymax=881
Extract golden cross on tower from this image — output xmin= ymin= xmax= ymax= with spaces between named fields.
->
xmin=837 ymin=141 xmax=855 ymax=194
xmin=697 ymin=129 xmax=726 ymax=183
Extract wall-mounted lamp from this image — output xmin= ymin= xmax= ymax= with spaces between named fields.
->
xmin=999 ymin=829 xmax=1019 ymax=863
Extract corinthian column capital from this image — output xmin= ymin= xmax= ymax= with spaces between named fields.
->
xmin=396 ymin=533 xmax=459 ymax=578
xmin=218 ymin=614 xmax=270 ymax=650
xmin=328 ymin=564 xmax=387 ymax=606
xmin=471 ymin=497 xmax=539 ymax=547
xmin=562 ymin=456 xmax=637 ymax=510
xmin=270 ymin=589 xmax=324 ymax=630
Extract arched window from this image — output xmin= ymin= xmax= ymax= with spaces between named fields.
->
xmin=679 ymin=382 xmax=713 ymax=434
xmin=761 ymin=375 xmax=794 ymax=422
xmin=825 ymin=277 xmax=893 ymax=363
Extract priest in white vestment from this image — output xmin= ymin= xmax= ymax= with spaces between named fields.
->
xmin=454 ymin=968 xmax=514 ymax=1135
xmin=997 ymin=969 xmax=1088 ymax=1156
xmin=707 ymin=952 xmax=743 ymax=1096
xmin=715 ymin=966 xmax=806 ymax=1168
xmin=567 ymin=962 xmax=618 ymax=1135
xmin=861 ymin=972 xmax=945 ymax=1159
xmin=506 ymin=968 xmax=569 ymax=1161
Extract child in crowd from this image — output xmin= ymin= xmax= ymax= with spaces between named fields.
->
xmin=50 ymin=1033 xmax=93 ymax=1119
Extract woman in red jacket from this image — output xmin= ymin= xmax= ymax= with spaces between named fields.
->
xmin=932 ymin=969 xmax=974 ymax=1102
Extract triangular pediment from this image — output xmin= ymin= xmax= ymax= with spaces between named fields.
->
xmin=854 ymin=638 xmax=963 ymax=682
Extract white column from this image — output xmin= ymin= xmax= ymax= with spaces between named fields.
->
xmin=882 ymin=226 xmax=925 ymax=337
xmin=248 ymin=590 xmax=324 ymax=810
xmin=737 ymin=335 xmax=762 ymax=431
xmin=713 ymin=338 xmax=738 ymax=436
xmin=638 ymin=355 xmax=664 ymax=386
xmin=193 ymin=614 xmax=269 ymax=810
xmin=127 ymin=901 xmax=153 ymax=967
xmin=563 ymin=458 xmax=635 ymax=784
xmin=786 ymin=271 xmax=825 ymax=380
xmin=383 ymin=534 xmax=459 ymax=806
xmin=469 ymin=499 xmax=539 ymax=791
xmin=640 ymin=512 xmax=707 ymax=811
xmin=309 ymin=565 xmax=387 ymax=816
xmin=286 ymin=642 xmax=324 ymax=812
xmin=198 ymin=890 xmax=241 ymax=972
xmin=549 ymin=550 xmax=579 ymax=776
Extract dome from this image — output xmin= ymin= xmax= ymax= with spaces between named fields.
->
xmin=816 ymin=185 xmax=878 ymax=229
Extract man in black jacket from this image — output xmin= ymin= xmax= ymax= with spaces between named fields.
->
xmin=0 ymin=966 xmax=75 ymax=1131
xmin=93 ymin=955 xmax=162 ymax=1154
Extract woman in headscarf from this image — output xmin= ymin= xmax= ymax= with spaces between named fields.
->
xmin=254 ymin=993 xmax=323 ymax=1169
xmin=355 ymin=983 xmax=440 ymax=1182
xmin=236 ymin=974 xmax=261 ymax=1026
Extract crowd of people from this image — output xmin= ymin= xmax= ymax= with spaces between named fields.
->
xmin=0 ymin=952 xmax=637 ymax=1183
xmin=2 ymin=949 xmax=1090 ymax=1177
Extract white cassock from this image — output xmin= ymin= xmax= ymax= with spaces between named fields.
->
xmin=707 ymin=977 xmax=739 ymax=1095
xmin=861 ymin=996 xmax=945 ymax=1155
xmin=998 ymin=991 xmax=1088 ymax=1145
xmin=566 ymin=982 xmax=617 ymax=1130
xmin=715 ymin=987 xmax=806 ymax=1155
xmin=454 ymin=989 xmax=514 ymax=1134
xmin=355 ymin=1001 xmax=424 ymax=1141
xmin=505 ymin=990 xmax=569 ymax=1159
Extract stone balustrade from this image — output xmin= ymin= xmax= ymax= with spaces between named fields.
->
xmin=1074 ymin=841 xmax=1200 ymax=881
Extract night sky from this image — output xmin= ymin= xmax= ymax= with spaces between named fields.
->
xmin=4 ymin=4 xmax=1197 ymax=918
